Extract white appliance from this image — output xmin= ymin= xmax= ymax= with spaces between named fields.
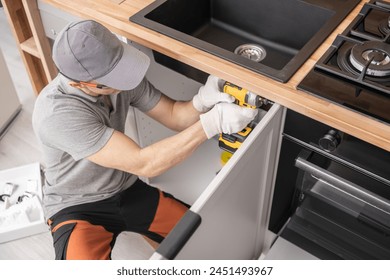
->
xmin=0 ymin=47 xmax=21 ymax=138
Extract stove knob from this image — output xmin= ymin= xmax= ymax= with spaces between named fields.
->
xmin=319 ymin=129 xmax=340 ymax=152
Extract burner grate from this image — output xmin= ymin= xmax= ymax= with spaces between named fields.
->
xmin=298 ymin=0 xmax=390 ymax=124
xmin=316 ymin=35 xmax=390 ymax=95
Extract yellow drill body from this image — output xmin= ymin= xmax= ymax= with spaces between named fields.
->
xmin=222 ymin=82 xmax=262 ymax=109
xmin=218 ymin=82 xmax=265 ymax=154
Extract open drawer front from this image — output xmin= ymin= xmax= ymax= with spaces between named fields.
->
xmin=141 ymin=103 xmax=283 ymax=259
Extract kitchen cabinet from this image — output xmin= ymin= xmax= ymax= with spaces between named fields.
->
xmin=37 ymin=0 xmax=81 ymax=41
xmin=131 ymin=44 xmax=284 ymax=259
xmin=12 ymin=0 xmax=389 ymax=152
xmin=34 ymin=4 xmax=286 ymax=259
xmin=29 ymin=1 xmax=390 ymax=259
xmin=0 ymin=48 xmax=21 ymax=137
xmin=31 ymin=0 xmax=390 ymax=259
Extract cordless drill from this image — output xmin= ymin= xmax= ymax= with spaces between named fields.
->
xmin=218 ymin=82 xmax=268 ymax=154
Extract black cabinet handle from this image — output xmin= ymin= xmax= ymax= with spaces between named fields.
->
xmin=152 ymin=210 xmax=201 ymax=260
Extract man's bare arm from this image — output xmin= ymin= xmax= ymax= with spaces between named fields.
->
xmin=146 ymin=94 xmax=201 ymax=132
xmin=87 ymin=121 xmax=207 ymax=178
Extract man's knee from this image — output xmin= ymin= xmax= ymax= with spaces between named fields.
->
xmin=51 ymin=220 xmax=114 ymax=260
xmin=148 ymin=191 xmax=189 ymax=238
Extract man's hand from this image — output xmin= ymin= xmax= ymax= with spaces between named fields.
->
xmin=199 ymin=103 xmax=258 ymax=139
xmin=192 ymin=75 xmax=235 ymax=113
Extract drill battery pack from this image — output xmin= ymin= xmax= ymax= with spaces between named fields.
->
xmin=218 ymin=123 xmax=255 ymax=154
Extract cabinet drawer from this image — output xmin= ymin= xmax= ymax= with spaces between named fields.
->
xmin=155 ymin=103 xmax=283 ymax=260
xmin=130 ymin=42 xmax=283 ymax=259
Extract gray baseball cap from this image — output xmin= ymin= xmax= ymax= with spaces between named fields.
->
xmin=52 ymin=20 xmax=150 ymax=90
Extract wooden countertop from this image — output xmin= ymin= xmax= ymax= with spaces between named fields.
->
xmin=41 ymin=0 xmax=390 ymax=152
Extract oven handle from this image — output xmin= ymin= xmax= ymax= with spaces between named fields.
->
xmin=295 ymin=154 xmax=390 ymax=216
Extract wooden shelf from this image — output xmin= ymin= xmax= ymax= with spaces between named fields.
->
xmin=20 ymin=37 xmax=40 ymax=58
xmin=2 ymin=0 xmax=57 ymax=95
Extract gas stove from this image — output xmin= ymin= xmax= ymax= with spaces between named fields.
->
xmin=298 ymin=0 xmax=390 ymax=124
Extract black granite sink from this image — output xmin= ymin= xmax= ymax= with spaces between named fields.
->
xmin=130 ymin=0 xmax=360 ymax=83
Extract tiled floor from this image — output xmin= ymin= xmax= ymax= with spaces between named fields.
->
xmin=0 ymin=7 xmax=153 ymax=260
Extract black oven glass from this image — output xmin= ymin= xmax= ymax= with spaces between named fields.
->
xmin=269 ymin=110 xmax=390 ymax=259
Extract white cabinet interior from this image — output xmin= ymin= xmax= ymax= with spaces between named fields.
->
xmin=0 ymin=48 xmax=21 ymax=138
xmin=38 ymin=0 xmax=81 ymax=41
xmin=132 ymin=43 xmax=284 ymax=259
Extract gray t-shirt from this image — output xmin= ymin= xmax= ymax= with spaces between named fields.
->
xmin=32 ymin=74 xmax=162 ymax=219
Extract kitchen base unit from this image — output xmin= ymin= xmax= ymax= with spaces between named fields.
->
xmin=0 ymin=47 xmax=21 ymax=138
xmin=131 ymin=43 xmax=284 ymax=259
xmin=34 ymin=3 xmax=286 ymax=259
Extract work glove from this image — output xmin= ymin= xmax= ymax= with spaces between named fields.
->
xmin=200 ymin=103 xmax=258 ymax=139
xmin=192 ymin=75 xmax=235 ymax=113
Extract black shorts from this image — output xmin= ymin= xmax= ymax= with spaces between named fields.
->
xmin=48 ymin=179 xmax=189 ymax=260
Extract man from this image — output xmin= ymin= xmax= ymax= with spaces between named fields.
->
xmin=32 ymin=20 xmax=257 ymax=260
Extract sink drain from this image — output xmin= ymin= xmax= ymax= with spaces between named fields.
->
xmin=234 ymin=44 xmax=266 ymax=62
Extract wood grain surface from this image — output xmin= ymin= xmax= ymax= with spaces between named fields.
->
xmin=40 ymin=0 xmax=390 ymax=151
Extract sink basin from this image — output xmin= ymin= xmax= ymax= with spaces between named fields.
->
xmin=130 ymin=0 xmax=360 ymax=83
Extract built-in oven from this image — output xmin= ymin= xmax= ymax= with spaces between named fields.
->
xmin=268 ymin=109 xmax=390 ymax=259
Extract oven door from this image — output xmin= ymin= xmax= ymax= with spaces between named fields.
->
xmin=279 ymin=149 xmax=390 ymax=259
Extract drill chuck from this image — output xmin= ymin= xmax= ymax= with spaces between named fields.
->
xmin=222 ymin=81 xmax=267 ymax=108
xmin=245 ymin=91 xmax=265 ymax=108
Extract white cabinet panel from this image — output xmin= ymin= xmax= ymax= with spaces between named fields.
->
xmin=0 ymin=48 xmax=21 ymax=137
xmin=131 ymin=41 xmax=284 ymax=259
xmin=38 ymin=0 xmax=81 ymax=40
xmin=152 ymin=104 xmax=283 ymax=259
